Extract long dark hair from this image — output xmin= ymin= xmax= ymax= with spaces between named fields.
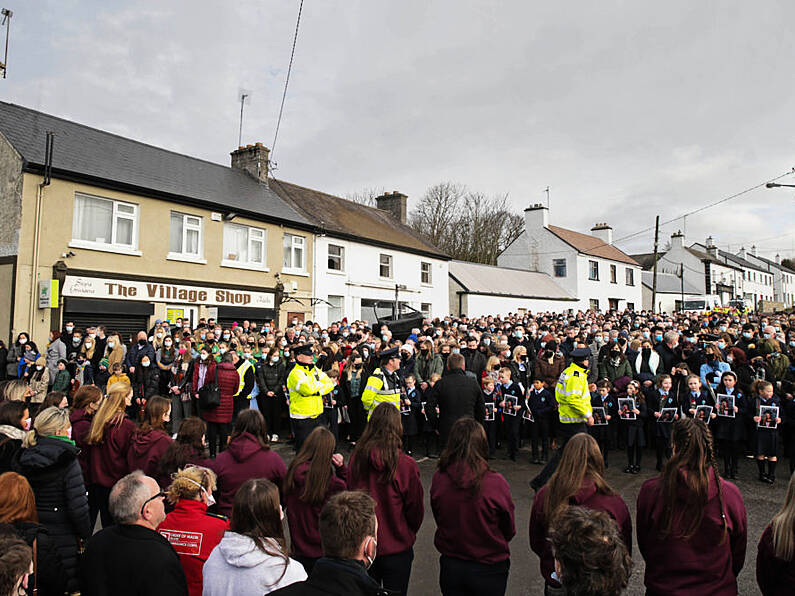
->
xmin=157 ymin=417 xmax=207 ymax=480
xmin=284 ymin=426 xmax=335 ymax=505
xmin=136 ymin=396 xmax=170 ymax=434
xmin=229 ymin=409 xmax=270 ymax=449
xmin=351 ymin=403 xmax=402 ymax=484
xmin=659 ymin=417 xmax=726 ymax=541
xmin=438 ymin=418 xmax=491 ymax=495
xmin=230 ymin=478 xmax=288 ymax=585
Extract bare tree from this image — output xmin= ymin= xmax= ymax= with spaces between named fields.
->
xmin=345 ymin=186 xmax=384 ymax=207
xmin=408 ymin=182 xmax=466 ymax=248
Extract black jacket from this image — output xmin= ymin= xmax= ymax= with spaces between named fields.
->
xmin=12 ymin=521 xmax=69 ymax=596
xmin=426 ymin=369 xmax=485 ymax=447
xmin=462 ymin=348 xmax=487 ymax=380
xmin=133 ymin=366 xmax=161 ymax=400
xmin=269 ymin=557 xmax=397 ymax=596
xmin=81 ymin=524 xmax=188 ymax=596
xmin=256 ymin=359 xmax=286 ymax=394
xmin=13 ymin=436 xmax=90 ymax=593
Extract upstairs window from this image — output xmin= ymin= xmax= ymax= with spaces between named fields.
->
xmin=379 ymin=254 xmax=393 ymax=278
xmin=589 ymin=260 xmax=599 ymax=281
xmin=625 ymin=268 xmax=635 ymax=286
xmin=610 ymin=264 xmax=617 ymax=284
xmin=169 ymin=212 xmax=202 ymax=259
xmin=328 ymin=244 xmax=345 ymax=271
xmin=553 ymin=258 xmax=567 ymax=277
xmin=421 ymin=261 xmax=432 ymax=284
xmin=223 ymin=223 xmax=266 ymax=268
xmin=72 ymin=193 xmax=138 ymax=251
xmin=283 ymin=234 xmax=305 ymax=271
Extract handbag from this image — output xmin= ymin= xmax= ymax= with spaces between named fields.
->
xmin=198 ymin=382 xmax=221 ymax=409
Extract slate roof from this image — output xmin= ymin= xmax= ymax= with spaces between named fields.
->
xmin=269 ymin=178 xmax=448 ymax=259
xmin=689 ymin=244 xmax=760 ymax=272
xmin=641 ymin=271 xmax=703 ymax=294
xmin=748 ymin=253 xmax=795 ymax=274
xmin=629 ymin=252 xmax=661 ymax=270
xmin=0 ymin=101 xmax=311 ymax=227
xmin=547 ymin=225 xmax=639 ymax=266
xmin=684 ymin=247 xmax=742 ymax=271
xmin=449 ymin=260 xmax=576 ymax=300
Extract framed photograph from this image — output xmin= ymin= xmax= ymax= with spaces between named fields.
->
xmin=504 ymin=396 xmax=518 ymax=416
xmin=322 ymin=392 xmax=334 ymax=409
xmin=484 ymin=402 xmax=495 ymax=422
xmin=400 ymin=398 xmax=411 ymax=415
xmin=759 ymin=405 xmax=779 ymax=429
xmin=695 ymin=405 xmax=713 ymax=424
xmin=522 ymin=407 xmax=534 ymax=422
xmin=716 ymin=394 xmax=735 ymax=418
xmin=592 ymin=406 xmax=608 ymax=426
xmin=618 ymin=398 xmax=636 ymax=420
xmin=658 ymin=407 xmax=677 ymax=423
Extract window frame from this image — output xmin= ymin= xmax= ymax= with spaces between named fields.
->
xmin=327 ymin=295 xmax=344 ymax=322
xmin=625 ymin=267 xmax=635 ymax=286
xmin=553 ymin=258 xmax=567 ymax=277
xmin=282 ymin=233 xmax=306 ymax=273
xmin=70 ymin=193 xmax=141 ymax=255
xmin=609 ymin=264 xmax=617 ymax=284
xmin=421 ymin=302 xmax=432 ymax=318
xmin=168 ymin=211 xmax=204 ymax=263
xmin=420 ymin=261 xmax=432 ymax=285
xmin=379 ymin=253 xmax=393 ymax=279
xmin=221 ymin=222 xmax=268 ymax=271
xmin=588 ymin=260 xmax=599 ymax=281
xmin=327 ymin=244 xmax=345 ymax=272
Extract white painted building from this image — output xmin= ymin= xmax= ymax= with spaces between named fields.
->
xmin=641 ymin=271 xmax=707 ymax=313
xmin=448 ymin=260 xmax=578 ymax=317
xmin=497 ymin=204 xmax=642 ymax=312
xmin=743 ymin=250 xmax=795 ymax=307
xmin=270 ymin=182 xmax=450 ymax=326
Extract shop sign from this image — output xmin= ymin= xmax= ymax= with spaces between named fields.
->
xmin=38 ymin=279 xmax=59 ymax=309
xmin=62 ymin=275 xmax=275 ymax=308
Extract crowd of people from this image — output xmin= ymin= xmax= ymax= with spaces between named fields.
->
xmin=0 ymin=307 xmax=793 ymax=595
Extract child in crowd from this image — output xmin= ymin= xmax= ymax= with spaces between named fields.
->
xmin=498 ymin=367 xmax=524 ymax=461
xmin=51 ymin=359 xmax=72 ymax=393
xmin=323 ymin=368 xmax=340 ymax=443
xmin=589 ymin=380 xmax=615 ymax=467
xmin=401 ymin=374 xmax=421 ymax=455
xmin=106 ymin=362 xmax=131 ymax=393
xmin=753 ymin=380 xmax=782 ymax=484
xmin=527 ymin=378 xmax=554 ymax=464
xmin=647 ymin=374 xmax=678 ymax=471
xmin=713 ymin=371 xmax=745 ymax=479
xmin=683 ymin=374 xmax=714 ymax=418
xmin=622 ymin=380 xmax=646 ymax=474
xmin=481 ymin=376 xmax=499 ymax=457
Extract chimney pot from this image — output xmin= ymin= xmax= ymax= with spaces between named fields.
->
xmin=231 ymin=142 xmax=270 ymax=185
xmin=255 ymin=142 xmax=263 ymax=147
xmin=376 ymin=191 xmax=408 ymax=224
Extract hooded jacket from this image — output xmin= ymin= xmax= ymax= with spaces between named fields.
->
xmin=637 ymin=469 xmax=747 ymax=595
xmin=89 ymin=416 xmax=136 ymax=488
xmin=431 ymin=460 xmax=515 ymax=564
xmin=530 ymin=479 xmax=632 ymax=587
xmin=757 ymin=523 xmax=795 ymax=596
xmin=212 ymin=432 xmax=287 ymax=516
xmin=201 ymin=532 xmax=307 ymax=596
xmin=13 ymin=436 xmax=91 ymax=592
xmin=0 ymin=424 xmax=25 ymax=473
xmin=69 ymin=407 xmax=93 ymax=481
xmin=348 ymin=448 xmax=424 ymax=556
xmin=127 ymin=428 xmax=172 ymax=477
xmin=268 ymin=557 xmax=398 ymax=596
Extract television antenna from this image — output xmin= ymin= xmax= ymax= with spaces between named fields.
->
xmin=0 ymin=9 xmax=12 ymax=79
xmin=237 ymin=89 xmax=251 ymax=147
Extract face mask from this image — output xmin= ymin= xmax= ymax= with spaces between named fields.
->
xmin=515 ymin=331 xmax=523 ymax=338
xmin=362 ymin=350 xmax=369 ymax=358
xmin=164 ymin=340 xmax=173 ymax=348
xmin=364 ymin=537 xmax=377 ymax=570
xmin=654 ymin=335 xmax=663 ymax=342
xmin=717 ymin=341 xmax=726 ymax=350
xmin=88 ymin=332 xmax=96 ymax=339
xmin=141 ymin=361 xmax=150 ymax=367
xmin=540 ymin=342 xmax=546 ymax=348
xmin=789 ymin=341 xmax=795 ymax=348
xmin=219 ymin=348 xmax=227 ymax=355
xmin=200 ymin=353 xmax=208 ymax=361
xmin=65 ymin=326 xmax=73 ymax=333
xmin=763 ymin=333 xmax=772 ymax=339
xmin=138 ymin=339 xmax=146 ymax=347
xmin=743 ymin=332 xmax=752 ymax=339
xmin=451 ymin=348 xmax=460 ymax=354
xmin=200 ymin=334 xmax=207 ymax=340
xmin=107 ymin=341 xmax=115 ymax=349
xmin=483 ymin=339 xmax=491 ymax=346
xmin=156 ymin=333 xmax=163 ymax=339
xmin=281 ymin=340 xmax=288 ymax=347
xmin=223 ymin=334 xmax=230 ymax=341
xmin=243 ymin=353 xmax=252 ymax=359
xmin=270 ymin=356 xmax=280 ymax=363
xmin=84 ymin=342 xmax=92 ymax=348
xmin=263 ymin=327 xmax=270 ymax=333
xmin=18 ymin=337 xmax=27 ymax=345
xmin=36 ymin=365 xmax=43 ymax=371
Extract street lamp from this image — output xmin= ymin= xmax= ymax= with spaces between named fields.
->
xmin=765 ymin=182 xmax=795 ymax=189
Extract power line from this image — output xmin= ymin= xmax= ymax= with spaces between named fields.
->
xmin=271 ymin=0 xmax=304 ymax=162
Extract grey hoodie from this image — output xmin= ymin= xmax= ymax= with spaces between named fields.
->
xmin=202 ymin=532 xmax=306 ymax=596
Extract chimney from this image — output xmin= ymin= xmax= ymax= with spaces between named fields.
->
xmin=670 ymin=230 xmax=684 ymax=250
xmin=375 ymin=191 xmax=408 ymax=224
xmin=738 ymin=246 xmax=746 ymax=260
xmin=750 ymin=244 xmax=757 ymax=256
xmin=705 ymin=235 xmax=718 ymax=258
xmin=231 ymin=142 xmax=270 ymax=184
xmin=775 ymin=253 xmax=781 ymax=264
xmin=524 ymin=203 xmax=549 ymax=232
xmin=590 ymin=222 xmax=613 ymax=245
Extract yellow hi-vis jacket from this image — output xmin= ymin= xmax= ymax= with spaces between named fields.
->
xmin=361 ymin=367 xmax=401 ymax=418
xmin=286 ymin=363 xmax=336 ymax=419
xmin=555 ymin=362 xmax=592 ymax=424
xmin=234 ymin=358 xmax=254 ymax=398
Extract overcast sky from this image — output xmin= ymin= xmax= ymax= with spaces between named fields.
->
xmin=6 ymin=1 xmax=795 ymax=258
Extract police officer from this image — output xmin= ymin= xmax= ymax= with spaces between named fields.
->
xmin=286 ymin=343 xmax=335 ymax=451
xmin=530 ymin=346 xmax=594 ymax=490
xmin=361 ymin=347 xmax=402 ymax=419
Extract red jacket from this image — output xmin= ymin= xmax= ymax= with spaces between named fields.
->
xmin=158 ymin=499 xmax=229 ymax=596
xmin=349 ymin=448 xmax=424 ymax=556
xmin=637 ymin=470 xmax=747 ymax=596
xmin=757 ymin=524 xmax=795 ymax=596
xmin=530 ymin=479 xmax=632 ymax=586
xmin=211 ymin=433 xmax=287 ymax=516
xmin=202 ymin=362 xmax=237 ymax=424
xmin=69 ymin=408 xmax=93 ymax=482
xmin=431 ymin=461 xmax=515 ymax=564
xmin=88 ymin=416 xmax=136 ymax=488
xmin=284 ymin=461 xmax=348 ymax=558
xmin=127 ymin=429 xmax=172 ymax=477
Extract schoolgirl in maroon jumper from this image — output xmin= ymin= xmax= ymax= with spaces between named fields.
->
xmin=756 ymin=470 xmax=795 ymax=595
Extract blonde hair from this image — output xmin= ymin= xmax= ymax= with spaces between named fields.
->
xmin=166 ymin=466 xmax=217 ymax=504
xmin=771 ymin=471 xmax=795 ymax=561
xmin=87 ymin=382 xmax=130 ymax=445
xmin=512 ymin=345 xmax=527 ymax=362
xmin=23 ymin=407 xmax=70 ymax=448
xmin=485 ymin=356 xmax=501 ymax=372
xmin=3 ymin=380 xmax=28 ymax=402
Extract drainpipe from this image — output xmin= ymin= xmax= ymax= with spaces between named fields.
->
xmin=28 ymin=132 xmax=53 ymax=332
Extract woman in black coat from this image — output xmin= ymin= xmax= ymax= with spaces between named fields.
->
xmin=0 ymin=401 xmax=29 ymax=474
xmin=132 ymin=356 xmax=161 ymax=418
xmin=12 ymin=406 xmax=91 ymax=593
xmin=255 ymin=348 xmax=286 ymax=438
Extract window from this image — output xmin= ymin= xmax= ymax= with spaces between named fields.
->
xmin=328 ymin=245 xmax=345 ymax=271
xmin=627 ymin=302 xmax=635 ymax=310
xmin=421 ymin=261 xmax=432 ymax=284
xmin=421 ymin=302 xmax=432 ymax=318
xmin=625 ymin=268 xmax=635 ymax=286
xmin=553 ymin=258 xmax=567 ymax=277
xmin=589 ymin=298 xmax=600 ymax=311
xmin=223 ymin=223 xmax=266 ymax=269
xmin=169 ymin=212 xmax=203 ymax=260
xmin=72 ymin=193 xmax=138 ymax=251
xmin=379 ymin=254 xmax=393 ymax=278
xmin=588 ymin=260 xmax=599 ymax=281
xmin=327 ymin=295 xmax=344 ymax=322
xmin=610 ymin=264 xmax=617 ymax=284
xmin=283 ymin=234 xmax=305 ymax=271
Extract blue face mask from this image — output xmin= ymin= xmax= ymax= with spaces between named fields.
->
xmin=655 ymin=335 xmax=663 ymax=342
xmin=743 ymin=332 xmax=752 ymax=339
xmin=763 ymin=333 xmax=772 ymax=339
xmin=717 ymin=341 xmax=726 ymax=350
xmin=789 ymin=341 xmax=795 ymax=348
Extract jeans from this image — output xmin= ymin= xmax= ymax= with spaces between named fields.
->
xmin=439 ymin=555 xmax=509 ymax=596
xmin=369 ymin=547 xmax=414 ymax=596
xmin=206 ymin=421 xmax=231 ymax=458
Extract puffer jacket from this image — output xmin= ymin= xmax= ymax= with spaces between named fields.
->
xmin=0 ymin=424 xmax=25 ymax=473
xmin=257 ymin=360 xmax=286 ymax=394
xmin=203 ymin=362 xmax=238 ymax=424
xmin=13 ymin=436 xmax=91 ymax=592
xmin=13 ymin=520 xmax=69 ymax=596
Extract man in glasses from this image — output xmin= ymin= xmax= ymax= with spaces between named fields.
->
xmin=81 ymin=471 xmax=188 ymax=596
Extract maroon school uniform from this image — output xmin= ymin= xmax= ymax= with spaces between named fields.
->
xmin=637 ymin=470 xmax=747 ymax=596
xmin=69 ymin=408 xmax=93 ymax=482
xmin=431 ymin=461 xmax=515 ymax=564
xmin=284 ymin=461 xmax=348 ymax=558
xmin=211 ymin=432 xmax=287 ymax=516
xmin=349 ymin=448 xmax=424 ymax=556
xmin=89 ymin=417 xmax=136 ymax=488
xmin=127 ymin=429 xmax=172 ymax=477
xmin=756 ymin=524 xmax=795 ymax=596
xmin=530 ymin=479 xmax=632 ymax=587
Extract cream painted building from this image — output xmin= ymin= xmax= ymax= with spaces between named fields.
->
xmin=0 ymin=102 xmax=315 ymax=344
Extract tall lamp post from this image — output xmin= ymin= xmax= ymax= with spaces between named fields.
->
xmin=765 ymin=182 xmax=795 ymax=189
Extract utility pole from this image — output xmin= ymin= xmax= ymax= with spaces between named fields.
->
xmin=238 ymin=93 xmax=248 ymax=147
xmin=680 ymin=263 xmax=685 ymax=312
xmin=544 ymin=186 xmax=550 ymax=209
xmin=651 ymin=215 xmax=659 ymax=313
